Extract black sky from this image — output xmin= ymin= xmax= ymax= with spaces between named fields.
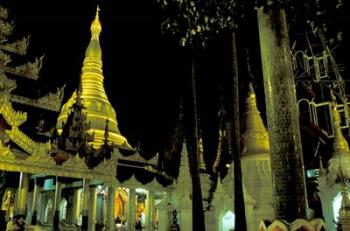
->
xmin=4 ymin=0 xmax=257 ymax=161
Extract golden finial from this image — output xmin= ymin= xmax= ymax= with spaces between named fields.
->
xmin=91 ymin=5 xmax=102 ymax=39
xmin=330 ymin=89 xmax=350 ymax=155
xmin=242 ymin=83 xmax=270 ymax=155
xmin=248 ymin=82 xmax=255 ymax=96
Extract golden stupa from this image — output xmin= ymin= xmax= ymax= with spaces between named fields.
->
xmin=241 ymin=83 xmax=270 ymax=155
xmin=57 ymin=6 xmax=132 ymax=150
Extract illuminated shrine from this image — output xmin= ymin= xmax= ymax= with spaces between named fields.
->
xmin=0 ymin=2 xmax=348 ymax=231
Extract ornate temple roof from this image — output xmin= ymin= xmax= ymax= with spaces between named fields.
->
xmin=57 ymin=7 xmax=132 ymax=150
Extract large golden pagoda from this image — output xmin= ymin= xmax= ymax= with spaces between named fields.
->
xmin=57 ymin=7 xmax=132 ymax=150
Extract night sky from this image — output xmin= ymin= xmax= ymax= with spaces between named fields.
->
xmin=2 ymin=0 xmax=348 ymax=176
xmin=3 ymin=0 xmax=258 ymax=161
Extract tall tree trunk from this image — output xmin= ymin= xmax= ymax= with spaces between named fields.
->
xmin=230 ymin=32 xmax=247 ymax=231
xmin=257 ymin=8 xmax=309 ymax=221
xmin=190 ymin=52 xmax=206 ymax=231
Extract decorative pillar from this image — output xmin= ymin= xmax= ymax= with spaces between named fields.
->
xmin=146 ymin=190 xmax=155 ymax=231
xmin=31 ymin=178 xmax=40 ymax=225
xmin=53 ymin=177 xmax=62 ymax=231
xmin=88 ymin=186 xmax=97 ymax=231
xmin=106 ymin=185 xmax=115 ymax=231
xmin=72 ymin=188 xmax=81 ymax=226
xmin=82 ymin=179 xmax=90 ymax=231
xmin=128 ymin=188 xmax=136 ymax=231
xmin=156 ymin=193 xmax=172 ymax=231
xmin=65 ymin=190 xmax=74 ymax=225
xmin=101 ymin=192 xmax=107 ymax=228
xmin=257 ymin=7 xmax=308 ymax=220
xmin=16 ymin=172 xmax=29 ymax=216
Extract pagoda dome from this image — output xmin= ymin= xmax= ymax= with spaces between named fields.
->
xmin=57 ymin=6 xmax=132 ymax=150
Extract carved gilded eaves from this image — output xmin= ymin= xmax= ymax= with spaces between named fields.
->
xmin=5 ymin=127 xmax=50 ymax=155
xmin=3 ymin=55 xmax=43 ymax=80
xmin=0 ymin=36 xmax=29 ymax=55
xmin=37 ymin=86 xmax=65 ymax=111
xmin=26 ymin=146 xmax=55 ymax=164
xmin=0 ymin=6 xmax=9 ymax=19
xmin=0 ymin=73 xmax=16 ymax=92
xmin=0 ymin=140 xmax=14 ymax=159
xmin=0 ymin=148 xmax=120 ymax=182
xmin=0 ymin=96 xmax=27 ymax=126
xmin=0 ymin=49 xmax=12 ymax=66
xmin=10 ymin=85 xmax=65 ymax=112
xmin=0 ymin=18 xmax=14 ymax=37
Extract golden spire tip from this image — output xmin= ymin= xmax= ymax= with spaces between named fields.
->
xmin=249 ymin=82 xmax=255 ymax=95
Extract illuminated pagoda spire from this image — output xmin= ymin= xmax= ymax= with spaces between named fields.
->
xmin=330 ymin=90 xmax=350 ymax=156
xmin=328 ymin=89 xmax=350 ymax=177
xmin=174 ymin=100 xmax=191 ymax=190
xmin=326 ymin=89 xmax=350 ymax=230
xmin=177 ymin=141 xmax=192 ymax=193
xmin=57 ymin=6 xmax=132 ymax=150
xmin=242 ymin=83 xmax=270 ymax=156
xmin=240 ymin=83 xmax=274 ymax=227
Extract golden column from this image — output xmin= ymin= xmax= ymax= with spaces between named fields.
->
xmin=88 ymin=186 xmax=97 ymax=231
xmin=128 ymin=188 xmax=136 ymax=231
xmin=82 ymin=179 xmax=90 ymax=231
xmin=101 ymin=191 xmax=106 ymax=227
xmin=257 ymin=7 xmax=308 ymax=221
xmin=30 ymin=178 xmax=41 ymax=225
xmin=16 ymin=172 xmax=29 ymax=216
xmin=146 ymin=190 xmax=155 ymax=231
xmin=106 ymin=185 xmax=115 ymax=231
xmin=72 ymin=188 xmax=81 ymax=225
xmin=53 ymin=177 xmax=62 ymax=231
